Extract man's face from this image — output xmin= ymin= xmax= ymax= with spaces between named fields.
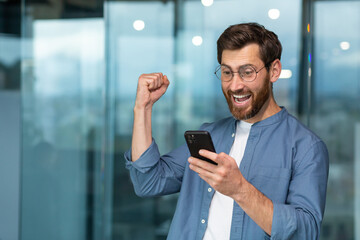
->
xmin=221 ymin=44 xmax=272 ymax=123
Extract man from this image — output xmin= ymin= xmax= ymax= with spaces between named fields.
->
xmin=125 ymin=23 xmax=329 ymax=239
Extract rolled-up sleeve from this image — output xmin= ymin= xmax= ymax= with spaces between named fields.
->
xmin=271 ymin=141 xmax=329 ymax=240
xmin=124 ymin=139 xmax=188 ymax=197
xmin=124 ymin=139 xmax=161 ymax=173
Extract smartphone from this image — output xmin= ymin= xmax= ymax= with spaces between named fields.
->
xmin=184 ymin=130 xmax=217 ymax=165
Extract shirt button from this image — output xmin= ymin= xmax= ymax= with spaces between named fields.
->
xmin=232 ymin=133 xmax=235 ymax=137
xmin=201 ymin=219 xmax=206 ymax=224
xmin=208 ymin=188 xmax=212 ymax=192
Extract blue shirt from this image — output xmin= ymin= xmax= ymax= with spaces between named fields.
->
xmin=124 ymin=108 xmax=329 ymax=240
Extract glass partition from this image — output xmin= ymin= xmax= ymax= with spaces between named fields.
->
xmin=312 ymin=1 xmax=360 ymax=239
xmin=106 ymin=2 xmax=177 ymax=238
xmin=20 ymin=2 xmax=112 ymax=239
xmin=0 ymin=1 xmax=22 ymax=239
xmin=0 ymin=34 xmax=21 ymax=240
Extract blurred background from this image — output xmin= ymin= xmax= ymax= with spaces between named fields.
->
xmin=0 ymin=0 xmax=359 ymax=239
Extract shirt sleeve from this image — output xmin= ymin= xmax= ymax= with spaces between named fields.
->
xmin=271 ymin=140 xmax=329 ymax=240
xmin=124 ymin=138 xmax=188 ymax=197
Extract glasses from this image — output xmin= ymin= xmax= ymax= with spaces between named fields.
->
xmin=214 ymin=64 xmax=267 ymax=82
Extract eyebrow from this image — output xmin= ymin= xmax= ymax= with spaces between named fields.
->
xmin=220 ymin=63 xmax=254 ymax=70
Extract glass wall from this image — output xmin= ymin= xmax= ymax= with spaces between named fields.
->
xmin=0 ymin=1 xmax=21 ymax=239
xmin=19 ymin=1 xmax=113 ymax=240
xmin=0 ymin=0 xmax=359 ymax=239
xmin=312 ymin=1 xmax=360 ymax=239
xmin=107 ymin=2 xmax=176 ymax=239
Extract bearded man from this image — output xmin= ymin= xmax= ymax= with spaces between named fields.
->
xmin=125 ymin=23 xmax=329 ymax=240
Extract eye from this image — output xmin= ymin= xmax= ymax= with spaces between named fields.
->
xmin=242 ymin=67 xmax=255 ymax=76
xmin=221 ymin=67 xmax=232 ymax=76
xmin=223 ymin=70 xmax=231 ymax=76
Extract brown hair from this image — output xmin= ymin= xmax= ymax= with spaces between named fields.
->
xmin=217 ymin=23 xmax=282 ymax=70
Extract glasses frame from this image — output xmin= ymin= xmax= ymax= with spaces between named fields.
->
xmin=214 ymin=63 xmax=269 ymax=82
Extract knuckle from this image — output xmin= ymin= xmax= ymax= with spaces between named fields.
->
xmin=139 ymin=73 xmax=148 ymax=79
xmin=217 ymin=152 xmax=226 ymax=161
xmin=154 ymin=72 xmax=162 ymax=78
xmin=219 ymin=152 xmax=226 ymax=157
xmin=215 ymin=176 xmax=223 ymax=184
xmin=218 ymin=170 xmax=226 ymax=178
xmin=139 ymin=75 xmax=148 ymax=83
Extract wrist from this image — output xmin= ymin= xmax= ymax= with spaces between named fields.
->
xmin=134 ymin=102 xmax=153 ymax=113
xmin=133 ymin=104 xmax=153 ymax=130
xmin=232 ymin=177 xmax=250 ymax=204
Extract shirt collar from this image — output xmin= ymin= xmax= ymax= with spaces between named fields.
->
xmin=252 ymin=107 xmax=287 ymax=127
xmin=230 ymin=107 xmax=287 ymax=129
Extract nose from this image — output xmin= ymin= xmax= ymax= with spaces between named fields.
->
xmin=229 ymin=72 xmax=245 ymax=91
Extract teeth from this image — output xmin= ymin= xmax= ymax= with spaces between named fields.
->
xmin=233 ymin=94 xmax=250 ymax=103
xmin=233 ymin=94 xmax=250 ymax=98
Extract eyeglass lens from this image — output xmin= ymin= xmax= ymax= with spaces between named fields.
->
xmin=216 ymin=65 xmax=258 ymax=82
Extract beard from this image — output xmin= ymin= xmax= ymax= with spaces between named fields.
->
xmin=222 ymin=75 xmax=271 ymax=121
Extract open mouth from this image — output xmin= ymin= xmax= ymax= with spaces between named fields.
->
xmin=232 ymin=94 xmax=251 ymax=104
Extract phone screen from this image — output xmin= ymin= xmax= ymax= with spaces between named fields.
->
xmin=184 ymin=130 xmax=217 ymax=165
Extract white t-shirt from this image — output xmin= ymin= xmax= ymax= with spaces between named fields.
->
xmin=203 ymin=120 xmax=252 ymax=240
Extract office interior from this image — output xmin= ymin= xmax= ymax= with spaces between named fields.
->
xmin=0 ymin=0 xmax=359 ymax=239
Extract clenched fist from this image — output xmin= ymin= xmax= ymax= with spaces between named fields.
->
xmin=135 ymin=73 xmax=170 ymax=110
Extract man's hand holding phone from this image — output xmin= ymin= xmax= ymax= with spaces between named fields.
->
xmin=188 ymin=149 xmax=246 ymax=200
xmin=184 ymin=131 xmax=246 ymax=198
xmin=185 ymin=130 xmax=246 ymax=198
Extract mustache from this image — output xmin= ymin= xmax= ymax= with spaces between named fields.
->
xmin=227 ymin=89 xmax=252 ymax=96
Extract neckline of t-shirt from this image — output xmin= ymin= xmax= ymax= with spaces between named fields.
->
xmin=237 ymin=120 xmax=253 ymax=129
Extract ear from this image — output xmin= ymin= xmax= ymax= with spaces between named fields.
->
xmin=269 ymin=59 xmax=282 ymax=83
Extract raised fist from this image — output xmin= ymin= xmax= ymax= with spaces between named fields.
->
xmin=135 ymin=73 xmax=170 ymax=109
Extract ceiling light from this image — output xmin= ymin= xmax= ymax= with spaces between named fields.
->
xmin=201 ymin=0 xmax=213 ymax=7
xmin=279 ymin=69 xmax=292 ymax=79
xmin=340 ymin=41 xmax=350 ymax=50
xmin=192 ymin=36 xmax=203 ymax=46
xmin=133 ymin=20 xmax=145 ymax=31
xmin=268 ymin=9 xmax=280 ymax=20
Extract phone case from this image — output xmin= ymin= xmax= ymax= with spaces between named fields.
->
xmin=184 ymin=130 xmax=217 ymax=165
